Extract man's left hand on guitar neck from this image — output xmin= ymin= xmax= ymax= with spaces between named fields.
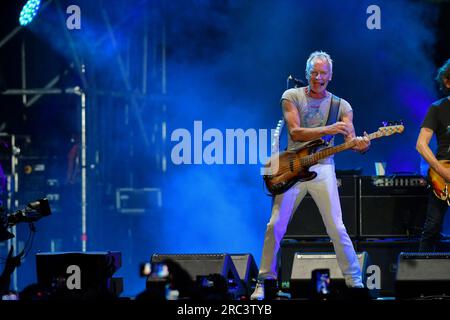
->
xmin=350 ymin=132 xmax=371 ymax=154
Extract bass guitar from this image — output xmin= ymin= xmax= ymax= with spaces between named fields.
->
xmin=263 ymin=124 xmax=404 ymax=195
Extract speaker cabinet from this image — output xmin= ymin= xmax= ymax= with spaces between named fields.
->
xmin=359 ymin=176 xmax=428 ymax=237
xmin=151 ymin=253 xmax=245 ymax=298
xmin=280 ymin=240 xmax=339 ymax=289
xmin=284 ymin=176 xmax=357 ymax=238
xmin=279 ymin=240 xmax=361 ymax=293
xmin=396 ymin=252 xmax=450 ymax=299
xmin=289 ymin=251 xmax=369 ymax=298
xmin=35 ymin=251 xmax=122 ymax=299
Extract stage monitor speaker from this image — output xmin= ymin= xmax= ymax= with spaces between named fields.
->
xmin=284 ymin=176 xmax=357 ymax=238
xmin=289 ymin=251 xmax=369 ymax=298
xmin=151 ymin=253 xmax=245 ymax=298
xmin=279 ymin=239 xmax=342 ymax=289
xmin=35 ymin=251 xmax=122 ymax=299
xmin=395 ymin=252 xmax=450 ymax=299
xmin=359 ymin=176 xmax=428 ymax=237
xmin=230 ymin=254 xmax=258 ymax=295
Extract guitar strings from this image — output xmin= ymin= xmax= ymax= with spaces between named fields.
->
xmin=271 ymin=133 xmax=384 ymax=175
xmin=267 ymin=129 xmax=395 ymax=178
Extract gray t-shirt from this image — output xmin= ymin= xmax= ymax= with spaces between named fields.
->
xmin=280 ymin=87 xmax=353 ymax=160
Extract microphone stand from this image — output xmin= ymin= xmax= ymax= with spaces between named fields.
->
xmin=287 ymin=74 xmax=305 ymax=89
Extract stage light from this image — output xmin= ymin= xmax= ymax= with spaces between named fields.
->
xmin=19 ymin=0 xmax=41 ymax=26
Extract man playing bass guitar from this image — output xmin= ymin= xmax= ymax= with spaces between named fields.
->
xmin=416 ymin=59 xmax=450 ymax=252
xmin=251 ymin=51 xmax=370 ymax=300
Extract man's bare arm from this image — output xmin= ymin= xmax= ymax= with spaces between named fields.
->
xmin=282 ymin=99 xmax=349 ymax=142
xmin=341 ymin=110 xmax=370 ymax=152
xmin=417 ymin=127 xmax=450 ymax=181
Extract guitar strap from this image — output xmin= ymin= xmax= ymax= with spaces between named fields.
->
xmin=322 ymin=94 xmax=341 ymax=145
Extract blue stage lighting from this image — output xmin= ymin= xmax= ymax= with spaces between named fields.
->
xmin=19 ymin=0 xmax=41 ymax=26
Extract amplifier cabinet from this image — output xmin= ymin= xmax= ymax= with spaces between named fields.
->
xmin=284 ymin=176 xmax=358 ymax=238
xmin=359 ymin=176 xmax=429 ymax=237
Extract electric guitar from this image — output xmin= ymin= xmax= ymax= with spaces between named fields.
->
xmin=428 ymin=160 xmax=450 ymax=205
xmin=263 ymin=124 xmax=404 ymax=196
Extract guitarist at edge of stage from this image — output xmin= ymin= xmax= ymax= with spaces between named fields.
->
xmin=416 ymin=58 xmax=450 ymax=253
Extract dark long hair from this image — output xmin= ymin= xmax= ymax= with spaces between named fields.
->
xmin=436 ymin=59 xmax=450 ymax=95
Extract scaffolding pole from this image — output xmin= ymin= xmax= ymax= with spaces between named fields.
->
xmin=1 ymin=87 xmax=87 ymax=253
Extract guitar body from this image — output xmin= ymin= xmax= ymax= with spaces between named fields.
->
xmin=263 ymin=139 xmax=324 ymax=195
xmin=429 ymin=160 xmax=450 ymax=203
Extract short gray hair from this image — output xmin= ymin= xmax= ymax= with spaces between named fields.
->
xmin=436 ymin=59 xmax=450 ymax=94
xmin=305 ymin=51 xmax=333 ymax=76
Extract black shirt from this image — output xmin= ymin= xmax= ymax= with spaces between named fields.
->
xmin=421 ymin=97 xmax=450 ymax=160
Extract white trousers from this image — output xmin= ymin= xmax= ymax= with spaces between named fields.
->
xmin=258 ymin=163 xmax=362 ymax=287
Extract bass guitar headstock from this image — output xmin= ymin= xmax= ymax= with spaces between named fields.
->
xmin=377 ymin=120 xmax=404 ymax=136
